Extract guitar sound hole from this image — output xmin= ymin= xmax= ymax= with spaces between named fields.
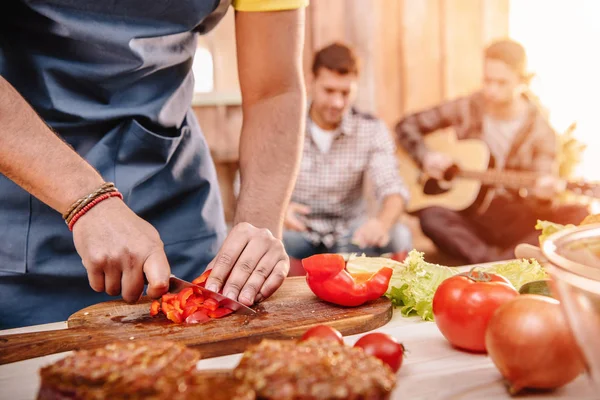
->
xmin=423 ymin=178 xmax=452 ymax=195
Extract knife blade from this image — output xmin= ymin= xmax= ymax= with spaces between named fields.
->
xmin=168 ymin=275 xmax=257 ymax=316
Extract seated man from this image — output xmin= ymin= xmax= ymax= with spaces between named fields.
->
xmin=283 ymin=43 xmax=412 ymax=259
xmin=395 ymin=39 xmax=588 ymax=264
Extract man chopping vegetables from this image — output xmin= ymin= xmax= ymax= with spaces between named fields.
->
xmin=0 ymin=0 xmax=307 ymax=328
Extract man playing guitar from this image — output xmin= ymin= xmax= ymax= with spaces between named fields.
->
xmin=395 ymin=39 xmax=588 ymax=264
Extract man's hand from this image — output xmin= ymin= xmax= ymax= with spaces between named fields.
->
xmin=284 ymin=202 xmax=310 ymax=232
xmin=204 ymin=223 xmax=289 ymax=306
xmin=422 ymin=151 xmax=454 ymax=180
xmin=533 ymin=175 xmax=566 ymax=200
xmin=72 ymin=198 xmax=171 ymax=303
xmin=352 ymin=218 xmax=390 ymax=249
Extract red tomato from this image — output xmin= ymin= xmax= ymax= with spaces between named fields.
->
xmin=432 ymin=272 xmax=519 ymax=353
xmin=354 ymin=332 xmax=405 ymax=372
xmin=300 ymin=325 xmax=344 ymax=344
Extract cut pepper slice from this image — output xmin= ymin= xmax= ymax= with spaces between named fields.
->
xmin=203 ymin=298 xmax=219 ymax=311
xmin=302 ymin=254 xmax=393 ymax=307
xmin=185 ymin=310 xmax=211 ymax=324
xmin=192 ymin=269 xmax=211 ymax=287
xmin=149 ymin=300 xmax=161 ymax=317
xmin=208 ymin=307 xmax=234 ymax=319
xmin=177 ymin=287 xmax=194 ymax=308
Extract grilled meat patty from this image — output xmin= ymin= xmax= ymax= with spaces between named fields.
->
xmin=234 ymin=339 xmax=396 ymax=400
xmin=38 ymin=340 xmax=254 ymax=400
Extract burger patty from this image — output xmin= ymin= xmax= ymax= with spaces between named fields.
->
xmin=234 ymin=339 xmax=396 ymax=400
xmin=38 ymin=340 xmax=254 ymax=400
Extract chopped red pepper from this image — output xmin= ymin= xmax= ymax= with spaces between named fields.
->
xmin=208 ymin=308 xmax=233 ymax=319
xmin=149 ymin=270 xmax=240 ymax=324
xmin=203 ymin=298 xmax=219 ymax=311
xmin=185 ymin=310 xmax=211 ymax=324
xmin=177 ymin=287 xmax=194 ymax=308
xmin=302 ymin=254 xmax=393 ymax=307
xmin=188 ymin=296 xmax=205 ymax=306
xmin=166 ymin=309 xmax=183 ymax=324
xmin=161 ymin=293 xmax=177 ymax=303
xmin=149 ymin=300 xmax=161 ymax=316
xmin=182 ymin=304 xmax=199 ymax=319
xmin=192 ymin=269 xmax=211 ymax=287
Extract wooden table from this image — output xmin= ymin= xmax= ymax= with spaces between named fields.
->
xmin=0 ymin=309 xmax=595 ymax=399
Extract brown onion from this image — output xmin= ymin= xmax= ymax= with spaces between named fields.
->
xmin=485 ymin=294 xmax=585 ymax=395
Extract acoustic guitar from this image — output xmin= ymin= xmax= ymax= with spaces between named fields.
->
xmin=397 ymin=130 xmax=600 ymax=214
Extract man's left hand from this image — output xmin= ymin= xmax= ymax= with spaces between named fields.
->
xmin=204 ymin=222 xmax=289 ymax=306
xmin=352 ymin=218 xmax=390 ymax=249
xmin=533 ymin=175 xmax=566 ymax=200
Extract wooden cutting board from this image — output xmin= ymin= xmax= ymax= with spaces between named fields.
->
xmin=0 ymin=277 xmax=392 ymax=365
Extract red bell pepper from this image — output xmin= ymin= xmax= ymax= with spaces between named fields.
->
xmin=149 ymin=270 xmax=240 ymax=323
xmin=208 ymin=308 xmax=233 ymax=319
xmin=192 ymin=269 xmax=211 ymax=287
xmin=177 ymin=287 xmax=194 ymax=308
xmin=203 ymin=298 xmax=220 ymax=311
xmin=149 ymin=300 xmax=161 ymax=316
xmin=302 ymin=254 xmax=393 ymax=307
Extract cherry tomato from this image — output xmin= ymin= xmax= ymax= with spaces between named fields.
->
xmin=432 ymin=271 xmax=519 ymax=353
xmin=300 ymin=325 xmax=344 ymax=344
xmin=354 ymin=332 xmax=405 ymax=372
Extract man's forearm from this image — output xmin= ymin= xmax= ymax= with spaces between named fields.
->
xmin=0 ymin=77 xmax=105 ymax=214
xmin=376 ymin=194 xmax=405 ymax=232
xmin=235 ymin=90 xmax=305 ymax=238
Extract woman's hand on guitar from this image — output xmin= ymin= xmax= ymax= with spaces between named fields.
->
xmin=422 ymin=151 xmax=454 ymax=180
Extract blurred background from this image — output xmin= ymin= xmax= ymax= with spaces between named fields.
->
xmin=189 ymin=0 xmax=598 ymax=224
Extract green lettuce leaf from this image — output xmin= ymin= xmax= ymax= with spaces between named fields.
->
xmin=483 ymin=258 xmax=548 ymax=290
xmin=386 ymin=250 xmax=458 ymax=321
xmin=535 ymin=219 xmax=575 ymax=245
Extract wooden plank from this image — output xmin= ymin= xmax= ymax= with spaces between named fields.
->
xmin=482 ymin=0 xmax=510 ymax=45
xmin=400 ymin=0 xmax=444 ymax=114
xmin=0 ymin=278 xmax=392 ymax=365
xmin=309 ymin=0 xmax=347 ymax=49
xmin=442 ymin=0 xmax=485 ymax=99
xmin=372 ymin=0 xmax=403 ymax=127
xmin=345 ymin=0 xmax=377 ymax=114
xmin=205 ymin=7 xmax=240 ymax=94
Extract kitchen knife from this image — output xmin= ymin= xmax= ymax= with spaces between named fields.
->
xmin=168 ymin=275 xmax=257 ymax=316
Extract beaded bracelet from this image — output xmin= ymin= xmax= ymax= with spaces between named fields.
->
xmin=68 ymin=191 xmax=124 ymax=231
xmin=63 ymin=182 xmax=116 ymax=222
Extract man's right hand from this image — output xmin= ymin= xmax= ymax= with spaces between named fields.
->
xmin=283 ymin=202 xmax=311 ymax=232
xmin=72 ymin=198 xmax=171 ymax=303
xmin=422 ymin=151 xmax=454 ymax=180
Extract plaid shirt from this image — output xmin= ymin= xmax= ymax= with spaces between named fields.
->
xmin=291 ymin=108 xmax=409 ymax=248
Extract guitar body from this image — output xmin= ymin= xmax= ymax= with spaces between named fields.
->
xmin=398 ymin=130 xmax=491 ymax=213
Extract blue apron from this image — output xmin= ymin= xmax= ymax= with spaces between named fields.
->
xmin=0 ymin=0 xmax=230 ymax=328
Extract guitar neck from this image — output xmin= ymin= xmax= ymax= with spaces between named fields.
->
xmin=458 ymin=169 xmax=539 ymax=190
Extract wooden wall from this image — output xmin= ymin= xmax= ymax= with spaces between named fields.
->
xmin=193 ymin=0 xmax=510 ymax=222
